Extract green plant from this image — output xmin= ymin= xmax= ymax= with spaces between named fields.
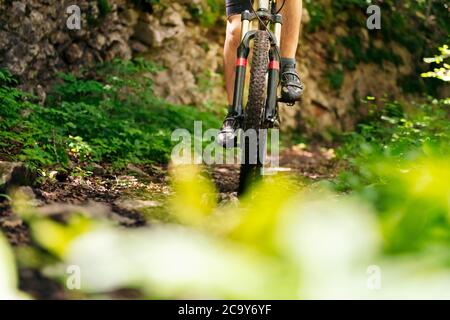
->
xmin=326 ymin=68 xmax=344 ymax=90
xmin=333 ymin=96 xmax=450 ymax=250
xmin=422 ymin=44 xmax=450 ymax=82
xmin=188 ymin=0 xmax=225 ymax=27
xmin=8 ymin=160 xmax=450 ymax=299
xmin=97 ymin=0 xmax=111 ymax=17
xmin=0 ymin=59 xmax=220 ymax=168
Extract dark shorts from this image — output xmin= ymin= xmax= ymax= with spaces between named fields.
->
xmin=226 ymin=0 xmax=253 ymax=17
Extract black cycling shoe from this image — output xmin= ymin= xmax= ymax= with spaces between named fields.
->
xmin=217 ymin=112 xmax=239 ymax=149
xmin=279 ymin=66 xmax=304 ymax=105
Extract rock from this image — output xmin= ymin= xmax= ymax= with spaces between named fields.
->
xmin=161 ymin=6 xmax=184 ymax=27
xmin=91 ymin=163 xmax=106 ymax=176
xmin=89 ymin=34 xmax=107 ymax=51
xmin=37 ymin=201 xmax=111 ymax=220
xmin=218 ymin=192 xmax=239 ymax=206
xmin=126 ymin=164 xmax=149 ymax=177
xmin=0 ymin=162 xmax=34 ymax=192
xmin=1 ymin=218 xmax=23 ymax=229
xmin=15 ymin=186 xmax=35 ymax=199
xmin=0 ymin=0 xmax=135 ymax=92
xmin=133 ymin=5 xmax=186 ymax=48
xmin=14 ymin=186 xmax=43 ymax=206
xmin=129 ymin=40 xmax=149 ymax=53
xmin=64 ymin=43 xmax=84 ymax=63
xmin=302 ymin=8 xmax=311 ymax=25
xmin=109 ymin=212 xmax=140 ymax=227
xmin=35 ymin=84 xmax=47 ymax=105
xmin=114 ymin=199 xmax=161 ymax=211
xmin=105 ymin=40 xmax=132 ymax=61
xmin=123 ymin=8 xmax=140 ymax=26
xmin=0 ymin=0 xmax=425 ymax=137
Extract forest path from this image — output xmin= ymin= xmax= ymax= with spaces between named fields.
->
xmin=0 ymin=143 xmax=340 ymax=299
xmin=212 ymin=143 xmax=340 ymax=195
xmin=1 ymin=143 xmax=340 ymax=247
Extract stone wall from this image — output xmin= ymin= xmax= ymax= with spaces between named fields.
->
xmin=138 ymin=3 xmax=417 ymax=135
xmin=0 ymin=0 xmax=419 ymax=136
xmin=0 ymin=0 xmax=136 ymax=96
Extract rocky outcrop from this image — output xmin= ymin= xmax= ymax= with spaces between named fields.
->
xmin=133 ymin=3 xmax=419 ymax=135
xmin=138 ymin=2 xmax=225 ymax=107
xmin=0 ymin=0 xmax=137 ymax=94
xmin=0 ymin=0 xmax=422 ymax=136
xmin=288 ymin=24 xmax=417 ymax=135
xmin=0 ymin=162 xmax=35 ymax=192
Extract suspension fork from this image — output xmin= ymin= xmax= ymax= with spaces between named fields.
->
xmin=231 ymin=10 xmax=282 ymax=125
xmin=265 ymin=47 xmax=280 ymax=123
xmin=231 ymin=15 xmax=256 ymax=119
xmin=265 ymin=15 xmax=282 ymax=124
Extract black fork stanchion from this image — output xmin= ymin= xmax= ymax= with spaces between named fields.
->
xmin=265 ymin=13 xmax=282 ymax=125
xmin=265 ymin=47 xmax=280 ymax=124
xmin=232 ymin=46 xmax=249 ymax=118
xmin=231 ymin=13 xmax=252 ymax=119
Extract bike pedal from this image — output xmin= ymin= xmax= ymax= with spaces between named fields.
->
xmin=223 ymin=135 xmax=239 ymax=149
xmin=277 ymin=97 xmax=302 ymax=106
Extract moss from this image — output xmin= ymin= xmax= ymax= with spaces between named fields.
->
xmin=187 ymin=0 xmax=225 ymax=27
xmin=366 ymin=45 xmax=403 ymax=66
xmin=305 ymin=1 xmax=327 ymax=32
xmin=326 ymin=68 xmax=345 ymax=91
xmin=312 ymin=0 xmax=447 ymax=97
xmin=125 ymin=188 xmax=173 ymax=224
xmin=97 ymin=0 xmax=111 ymax=17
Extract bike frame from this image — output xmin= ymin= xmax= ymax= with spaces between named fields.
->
xmin=231 ymin=0 xmax=283 ymax=127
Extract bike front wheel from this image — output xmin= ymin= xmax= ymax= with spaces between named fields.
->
xmin=238 ymin=30 xmax=271 ymax=195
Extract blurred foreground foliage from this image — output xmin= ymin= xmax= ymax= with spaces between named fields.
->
xmin=0 ymin=61 xmax=219 ymax=168
xmin=1 ymin=105 xmax=450 ymax=298
xmin=332 ymin=47 xmax=450 ymax=253
xmin=0 ymin=234 xmax=29 ymax=299
xmin=1 ymin=1 xmax=449 ymax=298
xmin=4 ymin=45 xmax=449 ymax=300
xmin=3 ymin=155 xmax=450 ymax=299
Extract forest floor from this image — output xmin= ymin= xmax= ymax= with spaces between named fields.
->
xmin=0 ymin=143 xmax=341 ymax=299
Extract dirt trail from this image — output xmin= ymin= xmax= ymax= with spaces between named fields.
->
xmin=212 ymin=144 xmax=340 ymax=193
xmin=0 ymin=144 xmax=340 ymax=299
xmin=1 ymin=144 xmax=339 ymax=245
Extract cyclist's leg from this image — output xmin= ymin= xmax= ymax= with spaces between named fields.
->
xmin=278 ymin=0 xmax=304 ymax=103
xmin=224 ymin=14 xmax=242 ymax=106
xmin=224 ymin=0 xmax=252 ymax=105
xmin=219 ymin=1 xmax=252 ymax=147
xmin=278 ymin=0 xmax=302 ymax=60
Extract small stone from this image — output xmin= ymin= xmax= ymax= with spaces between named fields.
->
xmin=15 ymin=186 xmax=35 ymax=199
xmin=109 ymin=212 xmax=138 ymax=226
xmin=123 ymin=8 xmax=140 ymax=26
xmin=126 ymin=164 xmax=149 ymax=177
xmin=87 ymin=34 xmax=106 ymax=51
xmin=1 ymin=218 xmax=23 ymax=228
xmin=130 ymin=40 xmax=148 ymax=53
xmin=115 ymin=199 xmax=161 ymax=211
xmin=91 ymin=163 xmax=106 ymax=176
xmin=64 ymin=43 xmax=84 ymax=63
xmin=161 ymin=7 xmax=184 ymax=27
xmin=0 ymin=162 xmax=34 ymax=192
xmin=38 ymin=201 xmax=111 ymax=220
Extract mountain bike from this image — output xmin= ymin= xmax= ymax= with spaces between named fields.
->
xmin=233 ymin=0 xmax=285 ymax=194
